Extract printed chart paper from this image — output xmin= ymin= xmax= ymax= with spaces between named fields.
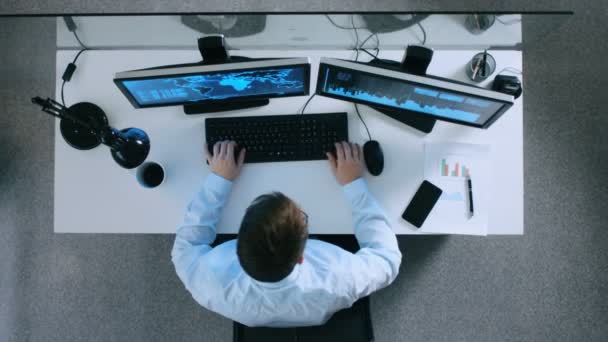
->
xmin=422 ymin=142 xmax=490 ymax=235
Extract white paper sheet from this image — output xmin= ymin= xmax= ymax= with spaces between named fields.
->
xmin=421 ymin=142 xmax=490 ymax=235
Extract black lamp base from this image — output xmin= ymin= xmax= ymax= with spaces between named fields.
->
xmin=60 ymin=102 xmax=108 ymax=150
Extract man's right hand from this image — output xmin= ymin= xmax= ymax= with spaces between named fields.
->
xmin=327 ymin=141 xmax=364 ymax=185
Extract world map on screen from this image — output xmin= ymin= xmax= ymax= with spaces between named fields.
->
xmin=122 ymin=66 xmax=306 ymax=106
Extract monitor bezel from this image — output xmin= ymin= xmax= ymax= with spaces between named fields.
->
xmin=315 ymin=58 xmax=514 ymax=129
xmin=114 ymin=58 xmax=311 ymax=109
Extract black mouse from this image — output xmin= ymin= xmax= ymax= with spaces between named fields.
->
xmin=363 ymin=140 xmax=384 ymax=176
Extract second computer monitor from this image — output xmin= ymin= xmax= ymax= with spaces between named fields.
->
xmin=316 ymin=58 xmax=514 ymax=129
xmin=114 ymin=58 xmax=310 ymax=109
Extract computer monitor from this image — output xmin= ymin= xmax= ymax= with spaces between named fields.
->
xmin=316 ymin=58 xmax=514 ymax=129
xmin=114 ymin=58 xmax=310 ymax=109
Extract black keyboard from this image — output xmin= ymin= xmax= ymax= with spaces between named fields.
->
xmin=205 ymin=112 xmax=348 ymax=163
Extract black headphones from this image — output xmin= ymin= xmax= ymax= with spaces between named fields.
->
xmin=492 ymin=75 xmax=523 ymax=99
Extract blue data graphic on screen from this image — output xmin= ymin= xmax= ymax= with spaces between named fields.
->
xmin=121 ymin=66 xmax=306 ymax=106
xmin=319 ymin=65 xmax=504 ymax=124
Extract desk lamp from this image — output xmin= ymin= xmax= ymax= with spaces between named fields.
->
xmin=31 ymin=97 xmax=150 ymax=169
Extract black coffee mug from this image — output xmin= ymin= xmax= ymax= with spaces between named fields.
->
xmin=136 ymin=162 xmax=165 ymax=188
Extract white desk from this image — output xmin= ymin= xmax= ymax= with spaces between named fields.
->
xmin=55 ymin=49 xmax=523 ymax=235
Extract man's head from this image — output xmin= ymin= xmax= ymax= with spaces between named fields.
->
xmin=237 ymin=192 xmax=308 ymax=282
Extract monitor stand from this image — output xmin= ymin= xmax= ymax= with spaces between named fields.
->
xmin=182 ymin=35 xmax=270 ymax=115
xmin=365 ymin=46 xmax=437 ymax=134
xmin=184 ymin=98 xmax=270 ymax=114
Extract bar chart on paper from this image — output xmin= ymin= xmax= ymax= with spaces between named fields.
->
xmin=423 ymin=142 xmax=490 ymax=235
xmin=440 ymin=156 xmax=471 ymax=178
xmin=437 ymin=155 xmax=474 ymax=204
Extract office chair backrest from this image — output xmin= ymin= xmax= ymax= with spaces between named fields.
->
xmin=233 ymin=296 xmax=374 ymax=342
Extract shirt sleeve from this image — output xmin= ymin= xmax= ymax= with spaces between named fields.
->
xmin=341 ymin=178 xmax=402 ymax=301
xmin=171 ymin=172 xmax=232 ymax=290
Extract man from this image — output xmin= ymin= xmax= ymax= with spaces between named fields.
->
xmin=172 ymin=140 xmax=402 ymax=327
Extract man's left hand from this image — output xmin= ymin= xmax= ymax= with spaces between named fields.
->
xmin=204 ymin=141 xmax=246 ymax=181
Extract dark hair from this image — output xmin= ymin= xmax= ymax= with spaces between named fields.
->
xmin=237 ymin=192 xmax=308 ymax=282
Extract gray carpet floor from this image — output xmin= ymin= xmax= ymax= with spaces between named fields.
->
xmin=1 ymin=2 xmax=607 ymax=342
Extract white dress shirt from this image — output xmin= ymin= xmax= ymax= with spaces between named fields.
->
xmin=172 ymin=173 xmax=402 ymax=327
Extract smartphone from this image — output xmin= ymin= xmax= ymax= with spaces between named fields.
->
xmin=402 ymin=180 xmax=443 ymax=228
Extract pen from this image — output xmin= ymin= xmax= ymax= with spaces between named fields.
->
xmin=481 ymin=50 xmax=488 ymax=77
xmin=474 ymin=14 xmax=480 ymax=30
xmin=471 ymin=56 xmax=483 ymax=80
xmin=467 ymin=176 xmax=474 ymax=217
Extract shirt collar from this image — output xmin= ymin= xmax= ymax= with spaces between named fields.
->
xmin=253 ymin=264 xmax=301 ymax=288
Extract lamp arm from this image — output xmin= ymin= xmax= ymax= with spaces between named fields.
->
xmin=99 ymin=126 xmax=128 ymax=150
xmin=31 ymin=96 xmax=100 ymax=136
